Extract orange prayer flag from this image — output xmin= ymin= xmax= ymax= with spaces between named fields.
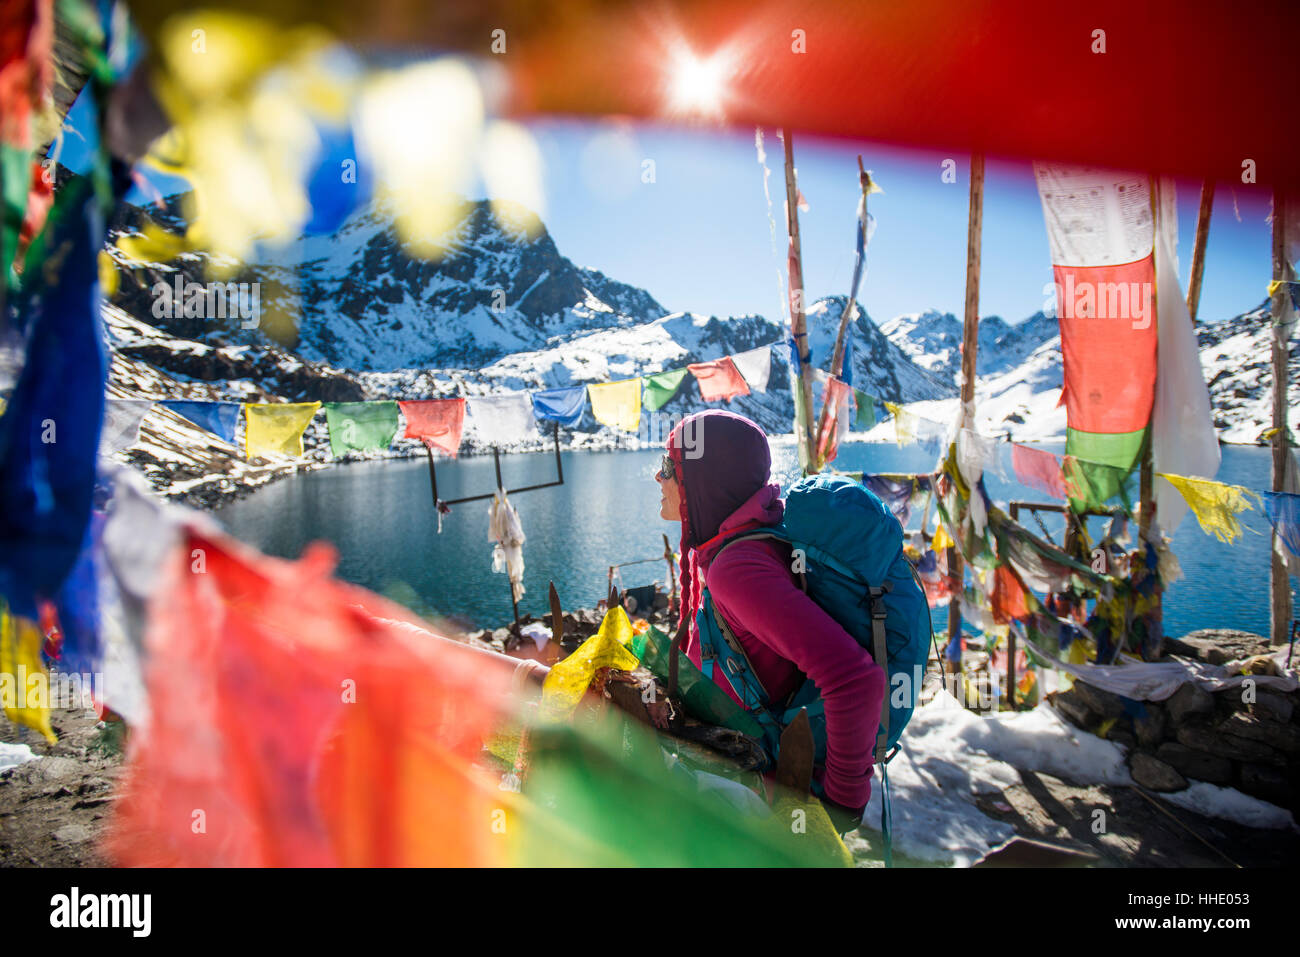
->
xmin=687 ymin=357 xmax=750 ymax=403
xmin=399 ymin=398 xmax=466 ymax=457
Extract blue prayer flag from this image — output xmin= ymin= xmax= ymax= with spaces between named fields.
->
xmin=162 ymin=401 xmax=243 ymax=444
xmin=530 ymin=386 xmax=586 ymax=428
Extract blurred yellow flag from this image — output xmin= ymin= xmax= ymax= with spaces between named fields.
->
xmin=542 ymin=606 xmax=639 ymax=716
xmin=1 ymin=603 xmax=56 ymax=744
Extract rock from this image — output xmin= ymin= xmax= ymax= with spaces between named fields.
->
xmin=1174 ymin=723 xmax=1286 ymax=767
xmin=1236 ymin=764 xmax=1293 ymax=807
xmin=1107 ymin=729 xmax=1137 ymax=750
xmin=1155 ymin=742 xmax=1233 ymax=783
xmin=52 ymin=824 xmax=92 ymax=844
xmin=1166 ymin=681 xmax=1214 ymax=723
xmin=1071 ymin=680 xmax=1126 ymax=719
xmin=1134 ymin=702 xmax=1168 ymax=749
xmin=1049 ymin=691 xmax=1096 ymax=730
xmin=1218 ymin=711 xmax=1300 ymax=755
xmin=1130 ymin=753 xmax=1188 ymax=791
xmin=1176 ymin=629 xmax=1270 ymax=665
xmin=1252 ymin=690 xmax=1295 ymax=723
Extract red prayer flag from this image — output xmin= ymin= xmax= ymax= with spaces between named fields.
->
xmin=399 ymin=398 xmax=465 ymax=457
xmin=105 ymin=529 xmax=517 ymax=867
xmin=1011 ymin=443 xmax=1068 ymax=500
xmin=990 ymin=565 xmax=1030 ymax=624
xmin=687 ymin=357 xmax=750 ymax=403
xmin=815 ymin=376 xmax=853 ymax=466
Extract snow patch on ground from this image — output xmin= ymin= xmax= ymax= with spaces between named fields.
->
xmin=1161 ymin=781 xmax=1298 ymax=831
xmin=0 ymin=742 xmax=39 ymax=772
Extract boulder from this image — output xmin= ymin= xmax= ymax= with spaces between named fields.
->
xmin=1218 ymin=711 xmax=1300 ymax=755
xmin=1049 ymin=691 xmax=1096 ymax=730
xmin=1129 ymin=753 xmax=1188 ymax=792
xmin=1166 ymin=681 xmax=1215 ymax=723
xmin=1252 ymin=690 xmax=1295 ymax=724
xmin=1176 ymin=629 xmax=1270 ymax=665
xmin=1174 ymin=723 xmax=1287 ymax=767
xmin=1133 ymin=702 xmax=1168 ymax=750
xmin=1071 ymin=680 xmax=1126 ymax=719
xmin=1236 ymin=764 xmax=1293 ymax=807
xmin=1155 ymin=742 xmax=1232 ymax=783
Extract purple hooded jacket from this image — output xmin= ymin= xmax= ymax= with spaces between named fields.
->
xmin=667 ymin=411 xmax=885 ymax=811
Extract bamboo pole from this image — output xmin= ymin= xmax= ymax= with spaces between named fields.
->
xmin=782 ymin=129 xmax=818 ymax=471
xmin=946 ymin=154 xmax=984 ymax=679
xmin=813 ymin=157 xmax=872 ymax=466
xmin=1187 ymin=179 xmax=1214 ymax=320
xmin=1270 ymin=189 xmax=1293 ymax=646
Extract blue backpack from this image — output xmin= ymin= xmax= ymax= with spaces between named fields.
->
xmin=677 ymin=473 xmax=935 ymax=859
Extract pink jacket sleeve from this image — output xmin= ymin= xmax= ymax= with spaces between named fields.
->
xmin=707 ymin=542 xmax=886 ymax=810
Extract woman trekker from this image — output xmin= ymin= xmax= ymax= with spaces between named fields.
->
xmin=656 ymin=409 xmax=886 ymax=831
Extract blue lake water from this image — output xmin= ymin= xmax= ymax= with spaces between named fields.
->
xmin=217 ymin=442 xmax=1294 ymax=638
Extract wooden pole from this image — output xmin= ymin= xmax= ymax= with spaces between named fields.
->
xmin=782 ymin=128 xmax=818 ymax=472
xmin=1187 ymin=179 xmax=1214 ymax=320
xmin=663 ymin=533 xmax=678 ymax=617
xmin=813 ymin=157 xmax=872 ymax=466
xmin=1270 ymin=189 xmax=1293 ymax=646
xmin=947 ymin=153 xmax=985 ymax=680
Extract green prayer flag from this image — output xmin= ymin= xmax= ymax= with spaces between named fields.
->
xmin=2 ymin=143 xmax=32 ymax=287
xmin=323 ymin=401 xmax=399 ymax=458
xmin=853 ymin=389 xmax=875 ymax=430
xmin=642 ymin=368 xmax=689 ymax=412
xmin=1063 ymin=426 xmax=1145 ymax=513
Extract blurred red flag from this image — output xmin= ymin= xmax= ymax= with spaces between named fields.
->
xmin=106 ymin=529 xmax=516 ymax=867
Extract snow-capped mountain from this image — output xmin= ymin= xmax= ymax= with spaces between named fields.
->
xmin=108 ymin=196 xmax=666 ymax=371
xmin=879 ymin=309 xmax=1059 ymax=382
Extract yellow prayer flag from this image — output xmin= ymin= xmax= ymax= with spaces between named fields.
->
xmin=1158 ymin=473 xmax=1260 ymax=544
xmin=244 ymin=402 xmax=321 ymax=459
xmin=541 ymin=606 xmax=640 ymax=716
xmin=587 ymin=379 xmax=642 ymax=432
xmin=1 ymin=603 xmax=56 ymax=744
xmin=885 ymin=401 xmax=916 ymax=446
xmin=932 ymin=521 xmax=955 ymax=553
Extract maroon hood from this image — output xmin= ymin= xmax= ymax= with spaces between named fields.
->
xmin=667 ymin=410 xmax=772 ymax=548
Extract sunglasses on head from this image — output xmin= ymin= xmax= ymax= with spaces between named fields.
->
xmin=657 ymin=454 xmax=677 ymax=482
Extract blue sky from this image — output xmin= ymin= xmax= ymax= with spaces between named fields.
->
xmin=525 ymin=118 xmax=1276 ymax=326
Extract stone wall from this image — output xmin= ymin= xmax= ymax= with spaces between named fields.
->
xmin=1047 ymin=629 xmax=1300 ymax=814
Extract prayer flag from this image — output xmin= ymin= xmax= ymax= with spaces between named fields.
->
xmin=853 ymin=389 xmax=875 ymax=430
xmin=466 ymin=393 xmax=538 ymax=446
xmin=322 ymin=401 xmax=399 ymax=458
xmin=885 ymin=401 xmax=915 ymax=446
xmin=587 ymin=378 xmax=642 ymax=432
xmin=161 ymin=400 xmax=242 ymax=444
xmin=730 ymin=346 xmax=772 ymax=393
xmin=399 ymin=398 xmax=465 ymax=457
xmin=244 ymin=402 xmax=321 ymax=459
xmin=1158 ymin=473 xmax=1259 ymax=544
xmin=0 ymin=601 xmax=55 ymax=743
xmin=541 ymin=607 xmax=640 ymax=717
xmin=100 ymin=399 xmax=153 ymax=455
xmin=1150 ymin=179 xmax=1221 ymax=533
xmin=814 ymin=373 xmax=853 ymax=466
xmin=990 ymin=565 xmax=1029 ymax=624
xmin=1011 ymin=444 xmax=1067 ymax=500
xmin=688 ymin=357 xmax=750 ymax=403
xmin=643 ymin=368 xmax=688 ymax=412
xmin=1034 ymin=164 xmax=1158 ymax=505
xmin=530 ymin=386 xmax=586 ymax=428
xmin=0 ymin=178 xmax=106 ymax=621
xmin=1263 ymin=491 xmax=1300 ymax=563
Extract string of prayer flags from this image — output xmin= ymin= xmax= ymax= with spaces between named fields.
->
xmin=162 ymin=400 xmax=242 ymax=444
xmin=399 ymin=398 xmax=466 ymax=457
xmin=688 ymin=357 xmax=750 ymax=403
xmin=244 ymin=402 xmax=321 ymax=459
xmin=1011 ymin=444 xmax=1068 ymax=500
xmin=642 ymin=368 xmax=689 ymax=412
xmin=853 ymin=389 xmax=875 ymax=430
xmin=322 ymin=401 xmax=399 ymax=458
xmin=1158 ymin=473 xmax=1260 ymax=544
xmin=588 ymin=378 xmax=642 ymax=432
xmin=100 ymin=398 xmax=154 ymax=455
xmin=730 ymin=346 xmax=772 ymax=393
xmin=466 ymin=393 xmax=538 ymax=447
xmin=531 ymin=386 xmax=587 ymax=428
